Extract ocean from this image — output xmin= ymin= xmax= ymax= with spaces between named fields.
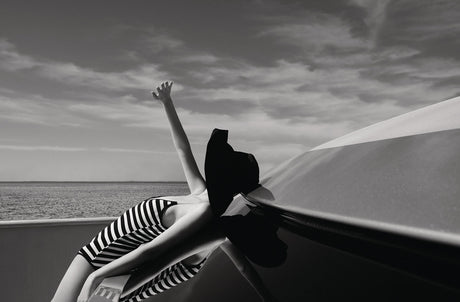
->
xmin=0 ymin=182 xmax=189 ymax=221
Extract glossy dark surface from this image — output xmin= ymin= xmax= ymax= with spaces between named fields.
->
xmin=2 ymin=211 xmax=459 ymax=301
xmin=148 ymin=200 xmax=460 ymax=302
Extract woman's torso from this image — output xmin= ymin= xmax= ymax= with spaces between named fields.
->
xmin=159 ymin=190 xmax=210 ymax=228
xmin=156 ymin=190 xmax=215 ymax=266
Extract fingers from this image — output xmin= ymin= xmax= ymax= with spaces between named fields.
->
xmin=151 ymin=81 xmax=173 ymax=99
xmin=160 ymin=81 xmax=172 ymax=91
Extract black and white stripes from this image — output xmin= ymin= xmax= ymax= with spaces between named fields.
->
xmin=120 ymin=258 xmax=207 ymax=302
xmin=78 ymin=196 xmax=208 ymax=301
xmin=90 ymin=286 xmax=122 ymax=302
xmin=78 ymin=197 xmax=177 ymax=269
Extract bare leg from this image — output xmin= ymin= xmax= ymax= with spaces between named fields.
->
xmin=51 ymin=254 xmax=95 ymax=302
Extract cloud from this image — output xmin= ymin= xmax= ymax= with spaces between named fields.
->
xmin=0 ymin=88 xmax=89 ymax=127
xmin=67 ymin=96 xmax=169 ymax=129
xmin=2 ymin=1 xmax=460 ymax=179
xmin=259 ymin=12 xmax=371 ymax=53
xmin=383 ymin=1 xmax=460 ymax=42
xmin=0 ymin=144 xmax=87 ymax=152
xmin=0 ymin=145 xmax=174 ymax=154
xmin=177 ymin=53 xmax=219 ymax=64
xmin=349 ymin=0 xmax=391 ymax=42
xmin=0 ymin=39 xmax=38 ymax=70
xmin=65 ymin=85 xmax=351 ymax=149
xmin=98 ymin=147 xmax=172 ymax=154
xmin=369 ymin=57 xmax=460 ymax=84
xmin=177 ymin=98 xmax=257 ymax=115
xmin=38 ymin=63 xmax=168 ymax=92
xmin=110 ymin=25 xmax=185 ymax=54
xmin=181 ymin=59 xmax=423 ymax=123
xmin=373 ymin=46 xmax=420 ymax=61
xmin=0 ymin=38 xmax=171 ymax=92
xmin=2 ymin=29 xmax=457 ymax=160
xmin=108 ymin=25 xmax=220 ymax=67
xmin=2 ymin=1 xmax=460 ymax=182
xmin=143 ymin=32 xmax=184 ymax=53
xmin=249 ymin=6 xmax=459 ymax=108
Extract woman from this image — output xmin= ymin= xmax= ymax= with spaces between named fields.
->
xmin=51 ymin=81 xmax=261 ymax=302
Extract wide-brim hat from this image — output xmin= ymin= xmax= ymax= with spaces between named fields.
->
xmin=205 ymin=128 xmax=259 ymax=217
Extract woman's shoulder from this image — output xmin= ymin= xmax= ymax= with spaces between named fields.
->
xmin=158 ymin=189 xmax=209 ymax=204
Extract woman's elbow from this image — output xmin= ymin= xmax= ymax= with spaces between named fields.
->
xmin=188 ymin=203 xmax=214 ymax=230
xmin=198 ymin=202 xmax=213 ymax=218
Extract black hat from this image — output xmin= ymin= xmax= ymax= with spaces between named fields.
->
xmin=205 ymin=128 xmax=260 ymax=217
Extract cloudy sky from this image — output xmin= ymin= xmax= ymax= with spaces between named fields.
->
xmin=0 ymin=0 xmax=459 ymax=181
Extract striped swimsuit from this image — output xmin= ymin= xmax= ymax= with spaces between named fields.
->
xmin=78 ymin=196 xmax=207 ymax=301
xmin=120 ymin=257 xmax=207 ymax=302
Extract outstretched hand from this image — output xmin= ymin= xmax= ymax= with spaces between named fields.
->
xmin=152 ymin=81 xmax=173 ymax=104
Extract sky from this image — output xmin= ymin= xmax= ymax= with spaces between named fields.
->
xmin=0 ymin=0 xmax=459 ymax=181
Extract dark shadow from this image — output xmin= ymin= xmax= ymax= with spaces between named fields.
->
xmin=240 ymin=186 xmax=460 ymax=293
xmin=218 ymin=209 xmax=287 ymax=268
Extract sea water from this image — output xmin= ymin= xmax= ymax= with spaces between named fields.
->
xmin=0 ymin=182 xmax=189 ymax=221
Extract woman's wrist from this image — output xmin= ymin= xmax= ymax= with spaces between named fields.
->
xmin=161 ymin=97 xmax=173 ymax=105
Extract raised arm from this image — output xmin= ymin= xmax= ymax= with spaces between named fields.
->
xmin=152 ymin=82 xmax=206 ymax=195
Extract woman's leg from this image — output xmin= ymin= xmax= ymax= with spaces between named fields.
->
xmin=51 ymin=254 xmax=96 ymax=302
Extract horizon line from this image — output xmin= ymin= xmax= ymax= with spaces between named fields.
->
xmin=0 ymin=180 xmax=188 ymax=183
